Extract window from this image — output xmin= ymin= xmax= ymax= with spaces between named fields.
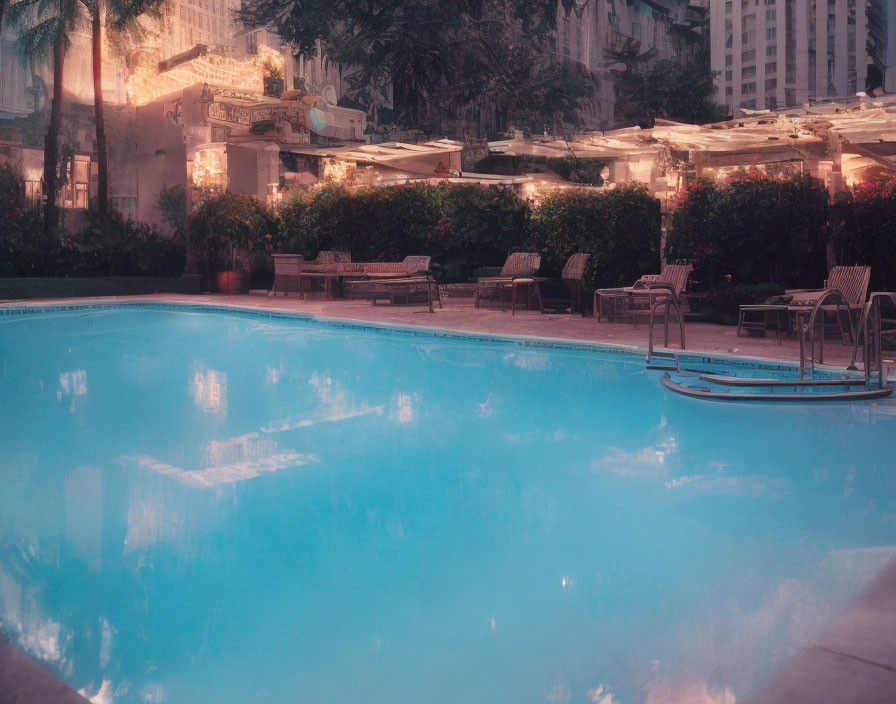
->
xmin=766 ymin=44 xmax=776 ymax=56
xmin=766 ymin=96 xmax=778 ymax=109
xmin=726 ymin=86 xmax=734 ymax=96
xmin=766 ymin=26 xmax=776 ymax=40
xmin=743 ymin=65 xmax=756 ymax=78
xmin=766 ymin=9 xmax=775 ymax=20
xmin=766 ymin=61 xmax=776 ymax=74
xmin=742 ymin=82 xmax=756 ymax=94
xmin=725 ymin=1 xmax=732 ymax=12
xmin=725 ymin=19 xmax=733 ymax=30
xmin=765 ymin=77 xmax=777 ymax=90
xmin=726 ymin=54 xmax=733 ymax=66
xmin=743 ymin=49 xmax=756 ymax=61
xmin=741 ymin=98 xmax=757 ymax=108
xmin=726 ymin=70 xmax=733 ymax=80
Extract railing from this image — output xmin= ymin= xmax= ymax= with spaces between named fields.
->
xmin=852 ymin=293 xmax=896 ymax=391
xmin=645 ymin=287 xmax=686 ymax=365
xmin=796 ymin=288 xmax=855 ymax=380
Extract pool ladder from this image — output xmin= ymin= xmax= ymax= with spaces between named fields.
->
xmin=651 ymin=290 xmax=893 ymax=402
xmin=643 ymin=289 xmax=686 ymax=368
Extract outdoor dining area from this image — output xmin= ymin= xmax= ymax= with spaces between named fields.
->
xmin=268 ymin=250 xmax=596 ymax=317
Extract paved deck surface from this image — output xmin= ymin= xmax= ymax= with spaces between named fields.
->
xmin=1 ymin=291 xmax=871 ymax=369
xmin=1 ymin=292 xmax=894 ymax=703
xmin=0 ymin=634 xmax=88 ymax=704
xmin=747 ymin=559 xmax=896 ymax=704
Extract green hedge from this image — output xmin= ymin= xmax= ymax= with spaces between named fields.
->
xmin=833 ymin=176 xmax=896 ymax=291
xmin=529 ymin=185 xmax=660 ymax=289
xmin=665 ymin=175 xmax=830 ymax=293
xmin=0 ymin=163 xmax=185 ymax=278
xmin=279 ymin=184 xmax=444 ymax=264
xmin=280 ymin=182 xmax=661 ymax=285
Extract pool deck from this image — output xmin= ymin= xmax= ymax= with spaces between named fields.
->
xmin=1 ymin=291 xmax=894 ymax=703
xmin=0 ymin=291 xmax=871 ymax=369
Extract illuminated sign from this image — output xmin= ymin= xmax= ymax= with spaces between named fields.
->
xmin=207 ymin=102 xmax=250 ymax=125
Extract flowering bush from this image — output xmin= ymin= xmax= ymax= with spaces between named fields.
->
xmin=665 ymin=175 xmax=830 ymax=292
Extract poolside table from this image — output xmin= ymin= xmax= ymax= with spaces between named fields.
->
xmin=351 ymin=276 xmax=442 ymax=313
xmin=737 ymin=304 xmax=789 ymax=344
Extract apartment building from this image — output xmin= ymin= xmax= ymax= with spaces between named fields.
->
xmin=709 ymin=0 xmax=868 ymax=114
xmin=558 ymin=0 xmax=704 ymax=127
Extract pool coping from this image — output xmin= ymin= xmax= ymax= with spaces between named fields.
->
xmin=0 ymin=296 xmax=867 ymax=379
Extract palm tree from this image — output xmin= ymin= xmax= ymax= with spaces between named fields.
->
xmin=10 ymin=0 xmax=80 ymax=241
xmin=83 ymin=0 xmax=163 ymax=226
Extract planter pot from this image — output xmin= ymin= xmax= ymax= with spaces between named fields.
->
xmin=215 ymin=271 xmax=249 ymax=294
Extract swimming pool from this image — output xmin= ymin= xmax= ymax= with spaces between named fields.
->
xmin=1 ymin=302 xmax=894 ymax=704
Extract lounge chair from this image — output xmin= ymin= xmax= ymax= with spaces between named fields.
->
xmin=296 ymin=251 xmax=352 ymax=298
xmin=270 ymin=253 xmax=302 ymax=297
xmin=474 ymin=252 xmax=542 ymax=312
xmin=540 ymin=253 xmax=591 ymax=316
xmin=738 ymin=265 xmax=870 ymax=343
xmin=346 ymin=256 xmax=441 ymax=311
xmin=594 ymin=263 xmax=692 ymax=323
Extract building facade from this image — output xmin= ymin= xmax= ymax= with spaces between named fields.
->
xmin=709 ymin=0 xmax=868 ymax=114
xmin=558 ymin=0 xmax=705 ymax=128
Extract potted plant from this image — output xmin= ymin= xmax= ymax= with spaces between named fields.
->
xmin=189 ymin=192 xmax=273 ymax=294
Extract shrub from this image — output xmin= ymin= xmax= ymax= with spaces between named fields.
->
xmin=834 ymin=176 xmax=896 ymax=290
xmin=435 ymin=185 xmax=530 ymax=281
xmin=280 ymin=183 xmax=528 ymax=281
xmin=0 ymin=163 xmax=70 ymax=277
xmin=280 ymin=183 xmax=443 ymax=262
xmin=189 ymin=192 xmax=276 ymax=271
xmin=665 ymin=175 xmax=830 ymax=292
xmin=529 ymin=184 xmax=661 ymax=289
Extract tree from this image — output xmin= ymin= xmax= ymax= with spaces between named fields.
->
xmin=607 ymin=42 xmax=726 ymax=126
xmin=80 ymin=0 xmax=164 ymax=227
xmin=237 ymin=0 xmax=589 ymax=134
xmin=10 ymin=0 xmax=80 ymax=241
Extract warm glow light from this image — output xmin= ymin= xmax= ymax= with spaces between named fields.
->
xmin=126 ymin=45 xmax=284 ymax=106
xmin=322 ymin=158 xmax=355 ymax=182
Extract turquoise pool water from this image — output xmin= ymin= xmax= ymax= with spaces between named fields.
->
xmin=1 ymin=304 xmax=894 ymax=704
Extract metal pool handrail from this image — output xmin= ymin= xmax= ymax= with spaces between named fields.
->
xmin=796 ymin=288 xmax=856 ymax=380
xmin=851 ymin=292 xmax=896 ymax=391
xmin=646 ymin=286 xmax=686 ymax=364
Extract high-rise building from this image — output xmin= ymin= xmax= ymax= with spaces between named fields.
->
xmin=709 ymin=0 xmax=868 ymax=114
xmin=558 ymin=0 xmax=706 ymax=128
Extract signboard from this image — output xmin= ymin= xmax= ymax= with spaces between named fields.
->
xmin=207 ymin=102 xmax=250 ymax=125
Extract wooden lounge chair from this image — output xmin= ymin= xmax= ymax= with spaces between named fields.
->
xmin=786 ymin=265 xmax=871 ymax=342
xmin=296 ymin=251 xmax=352 ymax=299
xmin=270 ymin=253 xmax=302 ymax=296
xmin=475 ymin=252 xmax=542 ymax=312
xmin=738 ymin=265 xmax=870 ymax=343
xmin=540 ymin=253 xmax=591 ymax=316
xmin=346 ymin=256 xmax=438 ymax=306
xmin=594 ymin=263 xmax=692 ymax=323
